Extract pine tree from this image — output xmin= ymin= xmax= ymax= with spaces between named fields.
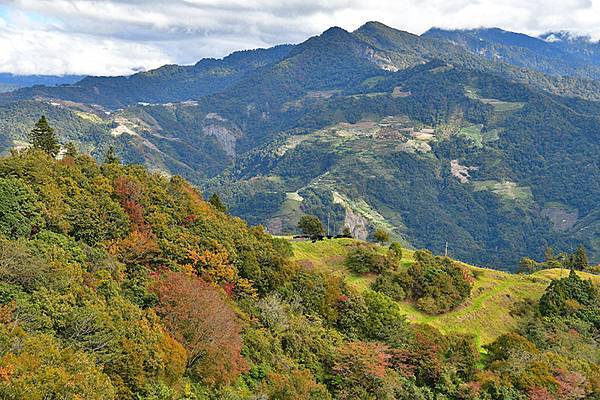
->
xmin=544 ymin=247 xmax=554 ymax=263
xmin=28 ymin=116 xmax=60 ymax=157
xmin=571 ymin=245 xmax=589 ymax=271
xmin=209 ymin=193 xmax=227 ymax=212
xmin=65 ymin=142 xmax=78 ymax=158
xmin=104 ymin=146 xmax=120 ymax=164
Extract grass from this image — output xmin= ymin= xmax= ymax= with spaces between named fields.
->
xmin=289 ymin=238 xmax=600 ymax=346
xmin=472 ymin=180 xmax=533 ymax=204
xmin=458 ymin=124 xmax=484 ymax=147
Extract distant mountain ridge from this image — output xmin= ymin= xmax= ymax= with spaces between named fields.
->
xmin=424 ymin=27 xmax=600 ymax=79
xmin=0 ymin=45 xmax=294 ymax=107
xmin=0 ymin=21 xmax=599 ymax=269
xmin=0 ymin=73 xmax=83 ymax=93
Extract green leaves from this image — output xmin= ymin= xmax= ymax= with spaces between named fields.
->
xmin=0 ymin=177 xmax=42 ymax=239
xmin=28 ymin=116 xmax=60 ymax=157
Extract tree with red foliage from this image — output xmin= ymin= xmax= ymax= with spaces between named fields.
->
xmin=113 ymin=176 xmax=147 ymax=229
xmin=331 ymin=341 xmax=390 ymax=399
xmin=152 ymin=271 xmax=247 ymax=386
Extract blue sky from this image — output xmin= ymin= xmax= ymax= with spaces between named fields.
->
xmin=1 ymin=0 xmax=600 ymax=76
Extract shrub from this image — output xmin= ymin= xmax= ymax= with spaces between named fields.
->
xmin=399 ymin=250 xmax=472 ymax=314
xmin=371 ymin=272 xmax=406 ymax=301
xmin=388 ymin=242 xmax=403 ymax=263
xmin=345 ymin=244 xmax=391 ymax=274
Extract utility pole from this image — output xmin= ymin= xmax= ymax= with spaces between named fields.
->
xmin=327 ymin=211 xmax=331 ymax=236
xmin=444 ymin=241 xmax=448 ymax=257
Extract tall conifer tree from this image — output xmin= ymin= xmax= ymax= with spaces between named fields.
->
xmin=28 ymin=116 xmax=60 ymax=157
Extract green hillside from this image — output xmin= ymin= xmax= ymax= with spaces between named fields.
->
xmin=289 ymin=238 xmax=600 ymax=345
xmin=1 ymin=150 xmax=599 ymax=398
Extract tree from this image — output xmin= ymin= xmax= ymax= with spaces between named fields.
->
xmin=517 ymin=257 xmax=541 ymax=274
xmin=0 ymin=334 xmax=116 ymax=399
xmin=28 ymin=116 xmax=60 ymax=157
xmin=570 ymin=245 xmax=588 ymax=271
xmin=374 ymin=229 xmax=390 ymax=245
xmin=345 ymin=244 xmax=390 ymax=275
xmin=64 ymin=142 xmax=78 ymax=158
xmin=104 ymin=145 xmax=120 ymax=164
xmin=538 ymin=270 xmax=599 ymax=317
xmin=388 ymin=242 xmax=403 ymax=262
xmin=209 ymin=193 xmax=227 ymax=212
xmin=342 ymin=226 xmax=352 ymax=238
xmin=0 ymin=177 xmax=42 ymax=239
xmin=152 ymin=271 xmax=247 ymax=386
xmin=331 ymin=341 xmax=390 ymax=400
xmin=298 ymin=215 xmax=324 ymax=239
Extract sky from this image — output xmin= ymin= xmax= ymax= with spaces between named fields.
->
xmin=1 ymin=0 xmax=600 ymax=76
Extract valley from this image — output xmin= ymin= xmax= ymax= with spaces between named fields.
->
xmin=2 ymin=3 xmax=600 ymax=398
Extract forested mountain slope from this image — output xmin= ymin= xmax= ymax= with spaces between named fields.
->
xmin=0 ymin=149 xmax=599 ymax=399
xmin=424 ymin=27 xmax=600 ymax=80
xmin=0 ymin=22 xmax=599 ymax=269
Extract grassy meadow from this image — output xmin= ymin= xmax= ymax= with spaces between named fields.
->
xmin=289 ymin=238 xmax=600 ymax=346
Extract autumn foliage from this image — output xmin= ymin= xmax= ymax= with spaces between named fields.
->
xmin=152 ymin=271 xmax=247 ymax=386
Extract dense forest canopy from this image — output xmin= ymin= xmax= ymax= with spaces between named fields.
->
xmin=0 ymin=148 xmax=598 ymax=399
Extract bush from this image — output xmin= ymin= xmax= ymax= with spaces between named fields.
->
xmin=399 ymin=250 xmax=472 ymax=314
xmin=345 ymin=244 xmax=391 ymax=275
xmin=388 ymin=242 xmax=403 ymax=263
xmin=371 ymin=272 xmax=406 ymax=301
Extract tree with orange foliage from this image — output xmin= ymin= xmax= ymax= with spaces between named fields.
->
xmin=331 ymin=341 xmax=390 ymax=399
xmin=152 ymin=271 xmax=247 ymax=386
xmin=113 ymin=176 xmax=146 ymax=229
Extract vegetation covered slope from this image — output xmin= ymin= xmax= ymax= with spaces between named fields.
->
xmin=211 ymin=59 xmax=600 ymax=268
xmin=289 ymin=238 xmax=600 ymax=345
xmin=1 ymin=150 xmax=599 ymax=399
xmin=0 ymin=46 xmax=293 ymax=108
xmin=1 ymin=22 xmax=599 ymax=270
xmin=424 ymin=27 xmax=600 ymax=80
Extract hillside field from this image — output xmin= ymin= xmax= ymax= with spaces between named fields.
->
xmin=289 ymin=238 xmax=600 ymax=346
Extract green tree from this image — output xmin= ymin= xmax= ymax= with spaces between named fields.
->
xmin=342 ymin=226 xmax=352 ymax=238
xmin=209 ymin=193 xmax=227 ymax=212
xmin=104 ymin=145 xmax=120 ymax=164
xmin=28 ymin=116 xmax=60 ymax=157
xmin=373 ymin=229 xmax=390 ymax=245
xmin=298 ymin=215 xmax=324 ymax=239
xmin=517 ymin=257 xmax=541 ymax=274
xmin=538 ymin=269 xmax=599 ymax=317
xmin=570 ymin=245 xmax=589 ymax=271
xmin=388 ymin=242 xmax=403 ymax=262
xmin=64 ymin=142 xmax=78 ymax=158
xmin=345 ymin=244 xmax=390 ymax=275
xmin=0 ymin=177 xmax=43 ymax=239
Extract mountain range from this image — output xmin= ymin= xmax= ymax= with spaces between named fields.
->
xmin=0 ymin=22 xmax=599 ymax=269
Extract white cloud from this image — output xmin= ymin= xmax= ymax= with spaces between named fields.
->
xmin=1 ymin=0 xmax=600 ymax=75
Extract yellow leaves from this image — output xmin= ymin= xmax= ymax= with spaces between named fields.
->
xmin=188 ymin=247 xmax=257 ymax=298
xmin=0 ymin=364 xmax=14 ymax=383
xmin=115 ymin=230 xmax=161 ymax=266
xmin=197 ymin=249 xmax=236 ymax=283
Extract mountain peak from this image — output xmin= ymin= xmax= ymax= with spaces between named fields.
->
xmin=355 ymin=20 xmax=413 ymax=36
xmin=358 ymin=21 xmax=392 ymax=30
xmin=320 ymin=26 xmax=350 ymax=37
